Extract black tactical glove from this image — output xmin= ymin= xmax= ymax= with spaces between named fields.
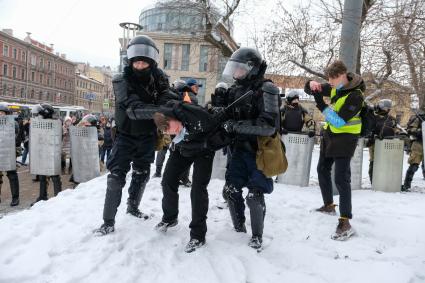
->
xmin=308 ymin=131 xmax=315 ymax=138
xmin=223 ymin=120 xmax=235 ymax=134
xmin=313 ymin=93 xmax=327 ymax=112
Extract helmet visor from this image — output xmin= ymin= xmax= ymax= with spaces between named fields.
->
xmin=127 ymin=44 xmax=159 ymax=64
xmin=222 ymin=60 xmax=253 ymax=81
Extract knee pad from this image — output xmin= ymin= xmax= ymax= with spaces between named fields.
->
xmin=132 ymin=168 xmax=150 ymax=185
xmin=107 ymin=173 xmax=126 ymax=190
xmin=246 ymin=190 xmax=265 ymax=208
xmin=223 ymin=184 xmax=242 ymax=203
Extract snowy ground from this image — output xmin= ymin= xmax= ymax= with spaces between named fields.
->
xmin=0 ymin=148 xmax=424 ymax=283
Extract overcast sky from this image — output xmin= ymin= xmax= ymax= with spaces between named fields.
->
xmin=0 ymin=0 xmax=289 ymax=70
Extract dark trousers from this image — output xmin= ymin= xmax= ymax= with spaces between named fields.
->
xmin=155 ymin=147 xmax=168 ymax=173
xmin=103 ymin=133 xmax=155 ymax=225
xmin=161 ymin=149 xmax=214 ymax=241
xmin=100 ymin=146 xmax=112 ymax=163
xmin=317 ymin=151 xmax=352 ymax=219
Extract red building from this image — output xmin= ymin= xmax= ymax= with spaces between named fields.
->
xmin=0 ymin=29 xmax=75 ymax=105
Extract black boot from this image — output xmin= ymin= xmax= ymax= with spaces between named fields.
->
xmin=32 ymin=176 xmax=48 ymax=206
xmin=7 ymin=171 xmax=20 ymax=206
xmin=246 ymin=189 xmax=266 ymax=240
xmin=51 ymin=175 xmax=62 ymax=196
xmin=368 ymin=161 xmax=374 ymax=184
xmin=103 ymin=174 xmax=125 ymax=225
xmin=127 ymin=169 xmax=149 ymax=219
xmin=224 ymin=184 xmax=246 ymax=232
xmin=402 ymin=164 xmax=419 ymax=192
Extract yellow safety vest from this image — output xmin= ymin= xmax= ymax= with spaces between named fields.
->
xmin=323 ymin=88 xmax=362 ymax=134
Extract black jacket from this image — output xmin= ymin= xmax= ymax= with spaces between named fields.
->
xmin=304 ymin=73 xmax=365 ymax=157
xmin=113 ymin=66 xmax=174 ymax=136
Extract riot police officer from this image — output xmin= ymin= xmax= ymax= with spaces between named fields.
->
xmin=367 ymin=99 xmax=398 ymax=183
xmin=94 ymin=35 xmax=176 ymax=235
xmin=31 ymin=103 xmax=62 ymax=205
xmin=0 ymin=104 xmax=20 ymax=206
xmin=402 ymin=110 xmax=425 ymax=191
xmin=221 ymin=47 xmax=280 ymax=250
xmin=281 ymin=90 xmax=315 ymax=136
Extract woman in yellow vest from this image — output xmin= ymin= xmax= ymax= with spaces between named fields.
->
xmin=304 ymin=60 xmax=365 ymax=241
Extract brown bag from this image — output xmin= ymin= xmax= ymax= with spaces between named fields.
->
xmin=256 ymin=134 xmax=288 ymax=177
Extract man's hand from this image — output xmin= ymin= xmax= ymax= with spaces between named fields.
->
xmin=309 ymin=81 xmax=322 ymax=93
xmin=313 ymin=93 xmax=327 ymax=112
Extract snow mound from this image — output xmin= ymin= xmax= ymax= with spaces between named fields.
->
xmin=0 ymin=163 xmax=425 ymax=282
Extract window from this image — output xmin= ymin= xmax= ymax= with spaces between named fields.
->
xmin=3 ymin=84 xmax=7 ymax=96
xmin=48 ymin=61 xmax=51 ymax=70
xmin=3 ymin=45 xmax=9 ymax=56
xmin=20 ymin=88 xmax=24 ymax=98
xmin=47 ymin=77 xmax=50 ymax=86
xmin=40 ymin=74 xmax=43 ymax=84
xmin=12 ymin=67 xmax=16 ymax=79
xmin=3 ymin=64 xmax=8 ymax=76
xmin=181 ymin=44 xmax=190 ymax=71
xmin=31 ymin=71 xmax=35 ymax=81
xmin=199 ymin=45 xmax=209 ymax=72
xmin=12 ymin=85 xmax=16 ymax=97
xmin=13 ymin=48 xmax=17 ymax=59
xmin=31 ymin=55 xmax=36 ymax=66
xmin=40 ymin=58 xmax=44 ymax=68
xmin=30 ymin=89 xmax=34 ymax=99
xmin=21 ymin=51 xmax=26 ymax=62
xmin=21 ymin=69 xmax=25 ymax=80
xmin=164 ymin=43 xmax=173 ymax=69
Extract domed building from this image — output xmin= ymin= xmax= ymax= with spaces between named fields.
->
xmin=132 ymin=0 xmax=237 ymax=105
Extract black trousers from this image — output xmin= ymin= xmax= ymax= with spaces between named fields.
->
xmin=317 ymin=151 xmax=352 ymax=219
xmin=161 ymin=148 xmax=214 ymax=241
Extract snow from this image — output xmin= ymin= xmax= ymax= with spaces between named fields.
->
xmin=1 ymin=148 xmax=425 ymax=283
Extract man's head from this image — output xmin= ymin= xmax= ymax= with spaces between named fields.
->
xmin=186 ymin=78 xmax=202 ymax=95
xmin=286 ymin=90 xmax=300 ymax=106
xmin=325 ymin=60 xmax=349 ymax=89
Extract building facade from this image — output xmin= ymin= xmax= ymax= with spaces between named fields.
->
xmin=0 ymin=29 xmax=75 ymax=105
xmin=76 ymin=63 xmax=114 ymax=113
xmin=119 ymin=1 xmax=232 ymax=105
xmin=75 ymin=72 xmax=104 ymax=113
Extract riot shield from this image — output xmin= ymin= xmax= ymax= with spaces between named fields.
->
xmin=278 ymin=133 xmax=314 ymax=187
xmin=0 ymin=116 xmax=17 ymax=171
xmin=30 ymin=118 xmax=62 ymax=176
xmin=70 ymin=126 xmax=100 ymax=183
xmin=332 ymin=138 xmax=364 ymax=195
xmin=211 ymin=149 xmax=228 ymax=180
xmin=372 ymin=138 xmax=404 ymax=192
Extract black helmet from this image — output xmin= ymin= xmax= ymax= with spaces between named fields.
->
xmin=126 ymin=35 xmax=159 ymax=66
xmin=0 ymin=103 xmax=11 ymax=114
xmin=32 ymin=103 xmax=55 ymax=119
xmin=173 ymin=79 xmax=190 ymax=93
xmin=375 ymin=99 xmax=392 ymax=113
xmin=80 ymin=114 xmax=98 ymax=127
xmin=286 ymin=90 xmax=300 ymax=104
xmin=222 ymin=47 xmax=264 ymax=83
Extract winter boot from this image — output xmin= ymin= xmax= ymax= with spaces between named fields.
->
xmin=368 ymin=161 xmax=374 ymax=184
xmin=93 ymin=223 xmax=115 ymax=236
xmin=315 ymin=203 xmax=337 ymax=215
xmin=7 ymin=171 xmax=20 ymax=206
xmin=103 ymin=174 xmax=125 ymax=224
xmin=402 ymin=164 xmax=419 ymax=192
xmin=155 ymin=219 xmax=178 ymax=232
xmin=126 ymin=169 xmax=149 ymax=219
xmin=248 ymin=236 xmax=263 ymax=250
xmin=331 ymin=217 xmax=355 ymax=241
xmin=184 ymin=238 xmax=205 ymax=253
xmin=52 ymin=176 xmax=62 ymax=196
xmin=246 ymin=190 xmax=266 ymax=239
xmin=224 ymin=185 xmax=246 ymax=232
